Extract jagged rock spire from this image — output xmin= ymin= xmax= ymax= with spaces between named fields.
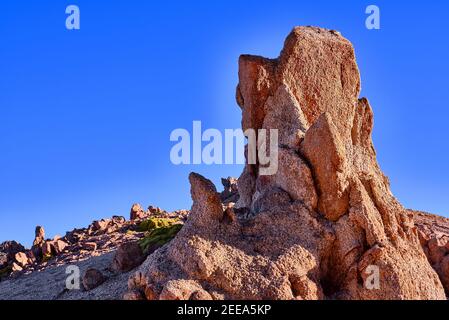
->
xmin=129 ymin=27 xmax=446 ymax=300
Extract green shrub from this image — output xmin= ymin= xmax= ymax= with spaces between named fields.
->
xmin=138 ymin=218 xmax=183 ymax=254
xmin=137 ymin=217 xmax=179 ymax=232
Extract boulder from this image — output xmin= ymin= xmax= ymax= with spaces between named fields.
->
xmin=14 ymin=252 xmax=29 ymax=268
xmin=11 ymin=262 xmax=23 ymax=272
xmin=123 ymin=290 xmax=145 ymax=300
xmin=0 ymin=241 xmax=25 ymax=261
xmin=111 ymin=242 xmax=145 ymax=272
xmin=51 ymin=240 xmax=68 ymax=254
xmin=82 ymin=242 xmax=97 ymax=251
xmin=148 ymin=206 xmax=164 ymax=215
xmin=112 ymin=216 xmax=126 ymax=225
xmin=130 ymin=204 xmax=145 ymax=220
xmin=92 ymin=219 xmax=110 ymax=232
xmin=82 ymin=268 xmax=106 ymax=291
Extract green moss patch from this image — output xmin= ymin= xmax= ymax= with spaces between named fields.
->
xmin=138 ymin=218 xmax=183 ymax=254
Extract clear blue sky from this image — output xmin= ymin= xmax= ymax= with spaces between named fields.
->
xmin=1 ymin=1 xmax=448 ymax=247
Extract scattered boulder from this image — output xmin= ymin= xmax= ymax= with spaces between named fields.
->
xmin=82 ymin=268 xmax=106 ymax=291
xmin=92 ymin=219 xmax=110 ymax=232
xmin=11 ymin=262 xmax=23 ymax=272
xmin=1 ymin=204 xmax=187 ymax=285
xmin=130 ymin=204 xmax=146 ymax=220
xmin=123 ymin=290 xmax=145 ymax=300
xmin=112 ymin=216 xmax=126 ymax=225
xmin=82 ymin=242 xmax=97 ymax=251
xmin=64 ymin=228 xmax=87 ymax=244
xmin=111 ymin=242 xmax=145 ymax=272
xmin=51 ymin=239 xmax=68 ymax=254
xmin=14 ymin=252 xmax=29 ymax=268
xmin=148 ymin=206 xmax=164 ymax=215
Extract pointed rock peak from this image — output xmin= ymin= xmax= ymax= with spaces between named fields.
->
xmin=237 ymin=26 xmax=361 ymax=141
xmin=189 ymin=172 xmax=218 ymax=199
xmin=188 ymin=172 xmax=223 ymax=226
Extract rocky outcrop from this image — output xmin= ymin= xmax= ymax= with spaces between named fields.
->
xmin=0 ymin=241 xmax=26 ymax=279
xmin=130 ymin=204 xmax=146 ymax=220
xmin=413 ymin=210 xmax=449 ymax=295
xmin=220 ymin=177 xmax=239 ymax=204
xmin=128 ymin=26 xmax=446 ymax=300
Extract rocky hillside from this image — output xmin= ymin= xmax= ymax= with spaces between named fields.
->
xmin=0 ymin=180 xmax=233 ymax=299
xmin=1 ymin=26 xmax=449 ymax=300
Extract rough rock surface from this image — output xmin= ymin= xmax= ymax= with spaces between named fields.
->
xmin=128 ymin=26 xmax=446 ymax=300
xmin=111 ymin=242 xmax=145 ymax=272
xmin=83 ymin=268 xmax=106 ymax=291
xmin=413 ymin=210 xmax=449 ymax=295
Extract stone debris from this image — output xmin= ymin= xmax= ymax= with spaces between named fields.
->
xmin=0 ymin=203 xmax=189 ymax=281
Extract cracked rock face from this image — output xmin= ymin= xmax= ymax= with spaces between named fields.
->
xmin=129 ymin=26 xmax=446 ymax=300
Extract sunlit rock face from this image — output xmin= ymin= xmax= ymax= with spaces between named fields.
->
xmin=129 ymin=27 xmax=446 ymax=300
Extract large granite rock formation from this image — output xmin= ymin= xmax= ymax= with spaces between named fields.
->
xmin=128 ymin=27 xmax=446 ymax=300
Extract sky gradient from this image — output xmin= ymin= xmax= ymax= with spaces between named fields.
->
xmin=1 ymin=0 xmax=448 ymax=247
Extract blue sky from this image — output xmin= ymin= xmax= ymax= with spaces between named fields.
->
xmin=1 ymin=1 xmax=448 ymax=247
